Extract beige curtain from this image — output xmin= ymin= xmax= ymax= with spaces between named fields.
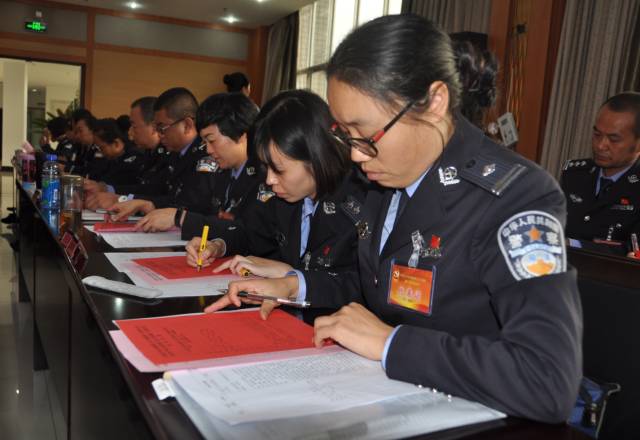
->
xmin=401 ymin=0 xmax=491 ymax=33
xmin=262 ymin=13 xmax=299 ymax=105
xmin=540 ymin=0 xmax=640 ymax=178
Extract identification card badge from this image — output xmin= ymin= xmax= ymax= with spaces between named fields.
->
xmin=387 ymin=260 xmax=435 ymax=315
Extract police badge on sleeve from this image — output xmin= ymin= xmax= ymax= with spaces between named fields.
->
xmin=497 ymin=210 xmax=566 ymax=280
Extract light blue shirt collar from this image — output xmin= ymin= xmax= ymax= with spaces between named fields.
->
xmin=231 ymin=161 xmax=247 ymax=179
xmin=179 ymin=142 xmax=191 ymax=157
xmin=404 ymin=167 xmax=431 ymax=198
xmin=598 ymin=165 xmax=632 ymax=183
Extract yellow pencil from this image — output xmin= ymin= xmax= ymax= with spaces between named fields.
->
xmin=196 ymin=225 xmax=209 ymax=272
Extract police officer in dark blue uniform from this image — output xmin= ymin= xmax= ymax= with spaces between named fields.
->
xmin=109 ymin=87 xmax=215 ymax=221
xmin=91 ymin=118 xmax=143 ymax=187
xmin=218 ymin=15 xmax=582 ymax=424
xmin=175 ymin=92 xmax=262 ymax=238
xmin=194 ymin=91 xmax=365 ymax=312
xmin=561 ymin=92 xmax=640 ymax=248
xmin=84 ymin=96 xmax=175 ymax=209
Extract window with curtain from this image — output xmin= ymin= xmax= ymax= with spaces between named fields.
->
xmin=296 ymin=0 xmax=402 ymax=99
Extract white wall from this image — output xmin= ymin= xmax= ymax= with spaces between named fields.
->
xmin=45 ymin=85 xmax=77 ymax=117
xmin=2 ymin=60 xmax=27 ymax=167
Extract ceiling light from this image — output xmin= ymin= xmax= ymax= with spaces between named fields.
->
xmin=126 ymin=1 xmax=141 ymax=9
xmin=223 ymin=14 xmax=239 ymax=24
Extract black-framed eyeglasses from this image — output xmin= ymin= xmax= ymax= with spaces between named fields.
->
xmin=330 ymin=100 xmax=415 ymax=158
xmin=155 ymin=118 xmax=185 ymax=135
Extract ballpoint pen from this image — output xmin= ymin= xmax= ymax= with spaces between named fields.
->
xmin=197 ymin=225 xmax=210 ymax=272
xmin=217 ymin=289 xmax=311 ymax=308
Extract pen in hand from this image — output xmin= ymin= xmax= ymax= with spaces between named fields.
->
xmin=197 ymin=225 xmax=210 ymax=272
xmin=217 ymin=289 xmax=311 ymax=308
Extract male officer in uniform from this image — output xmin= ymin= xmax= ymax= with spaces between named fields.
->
xmin=108 ymin=87 xmax=215 ymax=220
xmin=84 ymin=96 xmax=174 ymax=209
xmin=561 ymin=92 xmax=640 ymax=247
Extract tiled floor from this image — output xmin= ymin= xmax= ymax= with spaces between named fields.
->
xmin=0 ymin=171 xmax=62 ymax=439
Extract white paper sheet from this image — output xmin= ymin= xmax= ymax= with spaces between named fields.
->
xmin=170 ymin=378 xmax=505 ymax=440
xmin=85 ymin=226 xmax=186 ymax=248
xmin=104 ymin=252 xmax=243 ymax=297
xmin=82 ymin=209 xmax=142 ymax=222
xmin=170 ymin=351 xmax=426 ymax=425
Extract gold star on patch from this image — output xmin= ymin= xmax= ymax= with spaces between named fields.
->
xmin=526 ymin=226 xmax=542 ymax=242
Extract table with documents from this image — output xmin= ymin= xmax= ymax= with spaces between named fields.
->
xmin=15 ymin=180 xmax=591 ymax=440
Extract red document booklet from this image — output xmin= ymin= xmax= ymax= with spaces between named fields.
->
xmin=131 ymin=255 xmax=233 ymax=279
xmin=93 ymin=222 xmax=138 ymax=232
xmin=115 ymin=310 xmax=315 ymax=365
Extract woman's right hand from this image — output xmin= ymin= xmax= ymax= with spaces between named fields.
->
xmin=185 ymin=237 xmax=225 ymax=268
xmin=204 ymin=276 xmax=299 ymax=319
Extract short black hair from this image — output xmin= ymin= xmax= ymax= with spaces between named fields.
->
xmin=71 ymin=108 xmax=96 ymax=130
xmin=196 ymin=93 xmax=259 ymax=142
xmin=252 ymin=90 xmax=351 ymax=199
xmin=602 ymin=92 xmax=640 ymax=138
xmin=131 ymin=96 xmax=157 ymax=124
xmin=116 ymin=114 xmax=131 ymax=135
xmin=327 ymin=14 xmax=461 ymax=115
xmin=153 ymin=87 xmax=198 ymax=121
xmin=223 ymin=72 xmax=250 ymax=93
xmin=47 ymin=116 xmax=69 ymax=139
xmin=93 ymin=118 xmax=127 ymax=144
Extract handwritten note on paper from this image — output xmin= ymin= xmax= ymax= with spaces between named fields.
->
xmin=115 ymin=310 xmax=315 ymax=365
xmin=131 ymin=256 xmax=233 ymax=280
xmin=170 ymin=350 xmax=423 ymax=425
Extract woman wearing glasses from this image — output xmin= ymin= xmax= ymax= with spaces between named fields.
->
xmin=221 ymin=15 xmax=582 ymax=423
xmin=193 ymin=90 xmax=366 ymax=316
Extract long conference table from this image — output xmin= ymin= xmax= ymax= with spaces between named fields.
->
xmin=15 ymin=180 xmax=600 ymax=440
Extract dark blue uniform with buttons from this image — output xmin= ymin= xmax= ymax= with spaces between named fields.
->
xmin=351 ymin=116 xmax=582 ymax=423
xmin=560 ymin=158 xmax=640 ymax=243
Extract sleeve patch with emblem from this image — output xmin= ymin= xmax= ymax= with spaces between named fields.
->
xmin=497 ymin=210 xmax=566 ymax=281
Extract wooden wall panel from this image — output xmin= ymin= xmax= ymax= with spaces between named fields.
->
xmin=91 ymin=49 xmax=247 ymax=117
xmin=0 ymin=37 xmax=87 ymax=60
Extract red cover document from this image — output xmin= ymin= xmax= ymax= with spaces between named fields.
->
xmin=115 ymin=310 xmax=315 ymax=365
xmin=93 ymin=222 xmax=138 ymax=232
xmin=131 ymin=256 xmax=233 ymax=279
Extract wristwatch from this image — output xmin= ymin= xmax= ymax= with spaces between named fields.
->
xmin=118 ymin=195 xmax=129 ymax=203
xmin=174 ymin=208 xmax=184 ymax=227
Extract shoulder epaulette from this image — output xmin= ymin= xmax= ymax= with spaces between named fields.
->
xmin=562 ymin=159 xmax=591 ymax=171
xmin=458 ymin=153 xmax=527 ymax=197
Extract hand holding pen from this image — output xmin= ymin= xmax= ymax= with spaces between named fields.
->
xmin=205 ymin=276 xmax=305 ymax=319
xmin=196 ymin=226 xmax=210 ymax=272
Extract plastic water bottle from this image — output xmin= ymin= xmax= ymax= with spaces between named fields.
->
xmin=41 ymin=154 xmax=61 ymax=210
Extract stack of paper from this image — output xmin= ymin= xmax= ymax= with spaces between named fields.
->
xmin=85 ymin=225 xmax=186 ymax=248
xmin=112 ymin=310 xmax=505 ymax=439
xmin=169 ymin=379 xmax=505 ymax=440
xmin=105 ymin=252 xmax=244 ymax=297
